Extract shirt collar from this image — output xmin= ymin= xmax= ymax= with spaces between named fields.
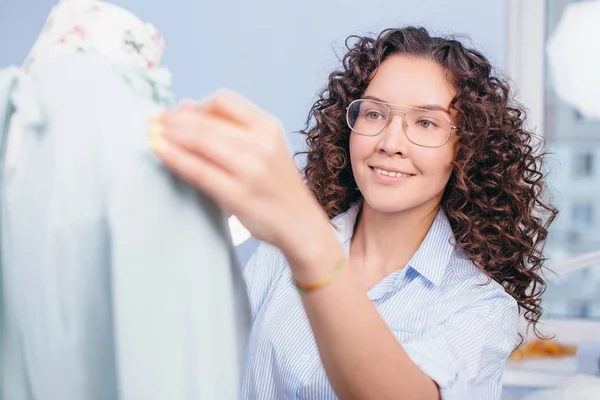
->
xmin=331 ymin=202 xmax=455 ymax=286
xmin=406 ymin=208 xmax=455 ymax=286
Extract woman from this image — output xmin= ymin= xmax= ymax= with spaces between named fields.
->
xmin=149 ymin=27 xmax=557 ymax=399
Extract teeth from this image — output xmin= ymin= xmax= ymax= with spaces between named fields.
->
xmin=374 ymin=167 xmax=411 ymax=178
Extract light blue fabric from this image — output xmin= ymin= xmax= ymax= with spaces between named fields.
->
xmin=242 ymin=203 xmax=519 ymax=400
xmin=0 ymin=66 xmax=19 ymax=400
xmin=0 ymin=54 xmax=250 ymax=400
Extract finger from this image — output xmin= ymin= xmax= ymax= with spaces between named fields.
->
xmin=177 ymin=98 xmax=196 ymax=111
xmin=202 ymin=89 xmax=268 ymax=127
xmin=161 ymin=109 xmax=251 ymax=159
xmin=159 ymin=110 xmax=262 ymax=178
xmin=178 ymin=97 xmax=210 ymax=111
xmin=151 ymin=136 xmax=243 ymax=211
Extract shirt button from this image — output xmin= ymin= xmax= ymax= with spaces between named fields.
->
xmin=300 ymin=354 xmax=310 ymax=362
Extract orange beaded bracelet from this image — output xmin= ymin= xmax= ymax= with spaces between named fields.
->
xmin=294 ymin=255 xmax=346 ymax=294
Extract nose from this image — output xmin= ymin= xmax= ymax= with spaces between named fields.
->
xmin=376 ymin=111 xmax=410 ymax=156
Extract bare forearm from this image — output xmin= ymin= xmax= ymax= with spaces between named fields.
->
xmin=281 ymin=216 xmax=439 ymax=400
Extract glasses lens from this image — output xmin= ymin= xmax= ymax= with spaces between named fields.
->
xmin=347 ymin=100 xmax=390 ymax=136
xmin=405 ymin=109 xmax=451 ymax=147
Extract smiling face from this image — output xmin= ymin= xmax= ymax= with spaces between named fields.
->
xmin=349 ymin=54 xmax=460 ymax=215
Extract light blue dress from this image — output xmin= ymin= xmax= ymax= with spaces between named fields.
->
xmin=241 ymin=202 xmax=519 ymax=400
xmin=0 ymin=54 xmax=250 ymax=400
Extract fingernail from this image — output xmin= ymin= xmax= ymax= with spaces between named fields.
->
xmin=147 ymin=113 xmax=164 ymax=139
xmin=149 ymin=112 xmax=163 ymax=125
xmin=150 ymin=135 xmax=169 ymax=154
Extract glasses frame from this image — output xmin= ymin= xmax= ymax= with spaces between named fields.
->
xmin=346 ymin=99 xmax=462 ymax=148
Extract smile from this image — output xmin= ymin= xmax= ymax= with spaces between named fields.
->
xmin=372 ymin=167 xmax=415 ymax=178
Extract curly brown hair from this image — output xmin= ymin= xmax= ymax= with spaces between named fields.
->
xmin=298 ymin=27 xmax=558 ymax=337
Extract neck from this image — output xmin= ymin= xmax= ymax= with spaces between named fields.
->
xmin=23 ymin=0 xmax=164 ymax=72
xmin=350 ymin=201 xmax=439 ymax=277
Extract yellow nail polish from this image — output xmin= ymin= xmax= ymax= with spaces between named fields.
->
xmin=150 ymin=135 xmax=169 ymax=154
xmin=147 ymin=121 xmax=163 ymax=139
xmin=147 ymin=113 xmax=164 ymax=138
xmin=149 ymin=112 xmax=163 ymax=125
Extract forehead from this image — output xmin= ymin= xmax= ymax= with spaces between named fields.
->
xmin=364 ymin=54 xmax=456 ymax=111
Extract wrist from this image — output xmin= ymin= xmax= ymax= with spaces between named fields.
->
xmin=277 ymin=200 xmax=328 ymax=255
xmin=279 ymin=211 xmax=344 ymax=283
xmin=294 ymin=253 xmax=347 ymax=294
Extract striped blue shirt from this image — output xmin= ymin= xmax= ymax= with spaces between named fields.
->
xmin=241 ymin=203 xmax=519 ymax=400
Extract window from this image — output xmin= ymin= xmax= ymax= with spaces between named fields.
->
xmin=507 ymin=0 xmax=600 ymax=321
xmin=544 ymin=0 xmax=600 ymax=283
xmin=572 ymin=152 xmax=594 ymax=178
xmin=542 ymin=0 xmax=600 ymax=320
xmin=571 ymin=202 xmax=593 ymax=229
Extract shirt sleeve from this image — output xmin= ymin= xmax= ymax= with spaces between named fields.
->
xmin=399 ymin=295 xmax=519 ymax=400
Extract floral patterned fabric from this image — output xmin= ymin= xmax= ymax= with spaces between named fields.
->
xmin=23 ymin=0 xmax=165 ymax=72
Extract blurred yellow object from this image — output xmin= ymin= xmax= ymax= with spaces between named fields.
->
xmin=510 ymin=339 xmax=578 ymax=360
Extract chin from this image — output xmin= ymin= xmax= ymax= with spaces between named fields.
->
xmin=360 ymin=186 xmax=444 ymax=216
xmin=361 ymin=193 xmax=417 ymax=214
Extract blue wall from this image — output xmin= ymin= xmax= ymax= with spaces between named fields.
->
xmin=0 ymin=0 xmax=507 ymax=262
xmin=0 ymin=0 xmax=506 ymax=152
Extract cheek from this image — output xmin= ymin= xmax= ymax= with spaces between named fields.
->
xmin=349 ymin=134 xmax=372 ymax=168
xmin=413 ymin=147 xmax=455 ymax=178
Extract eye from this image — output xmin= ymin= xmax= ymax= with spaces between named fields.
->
xmin=366 ymin=111 xmax=385 ymax=120
xmin=416 ymin=119 xmax=437 ymax=129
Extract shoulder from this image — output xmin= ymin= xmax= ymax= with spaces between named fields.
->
xmin=244 ymin=242 xmax=287 ymax=278
xmin=31 ymin=53 xmax=174 ymax=108
xmin=446 ymin=248 xmax=519 ymax=320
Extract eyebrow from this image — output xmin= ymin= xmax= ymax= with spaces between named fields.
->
xmin=363 ymin=95 xmax=452 ymax=115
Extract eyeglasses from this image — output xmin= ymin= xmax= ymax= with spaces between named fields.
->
xmin=346 ymin=99 xmax=461 ymax=148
